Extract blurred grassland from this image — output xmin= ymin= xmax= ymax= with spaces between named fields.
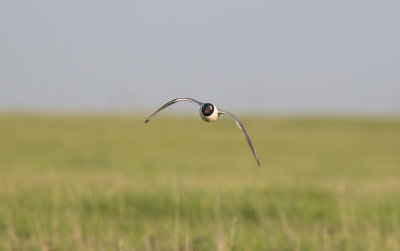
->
xmin=0 ymin=113 xmax=400 ymax=250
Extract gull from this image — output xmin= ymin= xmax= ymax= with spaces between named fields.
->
xmin=144 ymin=98 xmax=260 ymax=166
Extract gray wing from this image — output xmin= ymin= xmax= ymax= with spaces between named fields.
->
xmin=218 ymin=110 xmax=260 ymax=167
xmin=144 ymin=98 xmax=203 ymax=124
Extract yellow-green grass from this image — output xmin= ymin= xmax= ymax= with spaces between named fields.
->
xmin=0 ymin=113 xmax=399 ymax=250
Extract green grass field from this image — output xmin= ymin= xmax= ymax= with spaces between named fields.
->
xmin=0 ymin=113 xmax=399 ymax=250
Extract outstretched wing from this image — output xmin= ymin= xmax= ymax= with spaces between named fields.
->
xmin=144 ymin=98 xmax=203 ymax=124
xmin=218 ymin=110 xmax=260 ymax=167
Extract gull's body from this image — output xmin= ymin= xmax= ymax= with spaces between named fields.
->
xmin=145 ymin=98 xmax=260 ymax=166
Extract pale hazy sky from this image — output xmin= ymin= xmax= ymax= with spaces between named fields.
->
xmin=1 ymin=1 xmax=399 ymax=114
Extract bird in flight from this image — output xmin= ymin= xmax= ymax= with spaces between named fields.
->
xmin=144 ymin=98 xmax=260 ymax=166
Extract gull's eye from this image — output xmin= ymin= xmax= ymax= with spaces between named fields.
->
xmin=202 ymin=103 xmax=214 ymax=116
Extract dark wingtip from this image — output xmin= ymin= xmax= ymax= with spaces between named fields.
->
xmin=144 ymin=119 xmax=149 ymax=124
